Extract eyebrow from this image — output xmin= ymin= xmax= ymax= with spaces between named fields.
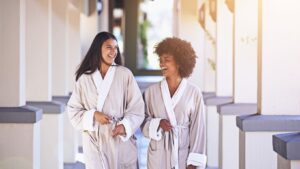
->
xmin=105 ymin=44 xmax=118 ymax=48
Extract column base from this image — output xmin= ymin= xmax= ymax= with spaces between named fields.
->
xmin=204 ymin=96 xmax=233 ymax=168
xmin=0 ymin=105 xmax=42 ymax=169
xmin=237 ymin=115 xmax=300 ymax=169
xmin=27 ymin=101 xmax=64 ymax=169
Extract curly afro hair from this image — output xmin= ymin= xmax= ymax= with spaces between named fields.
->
xmin=154 ymin=37 xmax=197 ymax=78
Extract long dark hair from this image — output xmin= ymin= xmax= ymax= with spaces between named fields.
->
xmin=75 ymin=32 xmax=122 ymax=81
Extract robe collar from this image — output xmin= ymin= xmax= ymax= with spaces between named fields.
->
xmin=92 ymin=63 xmax=117 ymax=111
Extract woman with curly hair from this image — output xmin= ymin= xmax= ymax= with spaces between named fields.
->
xmin=141 ymin=37 xmax=207 ymax=169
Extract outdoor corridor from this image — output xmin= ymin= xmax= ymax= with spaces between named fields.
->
xmin=1 ymin=0 xmax=300 ymax=169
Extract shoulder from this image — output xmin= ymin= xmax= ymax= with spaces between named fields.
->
xmin=116 ymin=65 xmax=133 ymax=75
xmin=144 ymin=82 xmax=161 ymax=96
xmin=186 ymin=81 xmax=203 ymax=98
xmin=76 ymin=73 xmax=92 ymax=84
xmin=115 ymin=66 xmax=134 ymax=79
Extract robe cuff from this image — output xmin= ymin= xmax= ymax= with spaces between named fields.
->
xmin=187 ymin=153 xmax=207 ymax=169
xmin=149 ymin=118 xmax=162 ymax=141
xmin=118 ymin=118 xmax=132 ymax=142
xmin=82 ymin=109 xmax=96 ymax=131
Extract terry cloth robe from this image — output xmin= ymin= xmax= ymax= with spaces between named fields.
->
xmin=141 ymin=78 xmax=207 ymax=169
xmin=67 ymin=65 xmax=145 ymax=169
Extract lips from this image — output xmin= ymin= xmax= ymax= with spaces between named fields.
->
xmin=107 ymin=54 xmax=116 ymax=59
xmin=161 ymin=67 xmax=167 ymax=71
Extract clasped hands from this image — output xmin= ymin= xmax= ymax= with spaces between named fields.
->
xmin=94 ymin=111 xmax=125 ymax=137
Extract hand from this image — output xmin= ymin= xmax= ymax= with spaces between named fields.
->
xmin=187 ymin=165 xmax=196 ymax=169
xmin=94 ymin=111 xmax=110 ymax=124
xmin=159 ymin=119 xmax=173 ymax=132
xmin=112 ymin=124 xmax=126 ymax=137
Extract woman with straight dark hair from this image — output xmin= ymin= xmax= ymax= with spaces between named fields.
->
xmin=67 ymin=32 xmax=144 ymax=169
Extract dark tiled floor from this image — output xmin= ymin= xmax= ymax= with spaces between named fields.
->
xmin=64 ymin=162 xmax=85 ymax=169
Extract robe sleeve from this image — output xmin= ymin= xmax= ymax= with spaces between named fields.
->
xmin=118 ymin=72 xmax=145 ymax=141
xmin=67 ymin=79 xmax=96 ymax=131
xmin=141 ymin=89 xmax=163 ymax=141
xmin=187 ymin=92 xmax=207 ymax=169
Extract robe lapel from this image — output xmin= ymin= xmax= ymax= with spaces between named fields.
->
xmin=92 ymin=64 xmax=116 ymax=112
xmin=160 ymin=78 xmax=187 ymax=169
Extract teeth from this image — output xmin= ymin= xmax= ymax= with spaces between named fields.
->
xmin=161 ymin=67 xmax=167 ymax=70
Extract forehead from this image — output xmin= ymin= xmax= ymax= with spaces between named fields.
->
xmin=159 ymin=53 xmax=174 ymax=59
xmin=103 ymin=38 xmax=118 ymax=46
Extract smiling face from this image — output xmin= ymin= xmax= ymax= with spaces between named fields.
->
xmin=101 ymin=38 xmax=118 ymax=65
xmin=159 ymin=54 xmax=180 ymax=78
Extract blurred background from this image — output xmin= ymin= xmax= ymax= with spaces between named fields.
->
xmin=0 ymin=0 xmax=300 ymax=169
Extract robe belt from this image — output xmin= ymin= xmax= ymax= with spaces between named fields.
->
xmin=164 ymin=124 xmax=189 ymax=169
xmin=164 ymin=124 xmax=188 ymax=149
xmin=95 ymin=116 xmax=123 ymax=169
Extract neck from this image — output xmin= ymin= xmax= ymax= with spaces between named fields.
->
xmin=166 ymin=75 xmax=182 ymax=97
xmin=99 ymin=62 xmax=110 ymax=78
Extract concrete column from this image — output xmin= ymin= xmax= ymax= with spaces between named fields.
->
xmin=66 ymin=3 xmax=81 ymax=92
xmin=278 ymin=155 xmax=300 ymax=169
xmin=234 ymin=0 xmax=258 ymax=103
xmin=26 ymin=0 xmax=52 ymax=102
xmin=98 ymin=0 xmax=109 ymax=32
xmin=25 ymin=0 xmax=64 ymax=169
xmin=258 ymin=0 xmax=300 ymax=115
xmin=52 ymin=0 xmax=68 ymax=96
xmin=63 ymin=3 xmax=81 ymax=163
xmin=216 ymin=0 xmax=233 ymax=97
xmin=0 ymin=1 xmax=41 ymax=169
xmin=80 ymin=0 xmax=98 ymax=59
xmin=0 ymin=1 xmax=25 ymax=107
xmin=54 ymin=95 xmax=79 ymax=164
xmin=237 ymin=1 xmax=300 ymax=169
xmin=217 ymin=0 xmax=258 ymax=169
xmin=218 ymin=103 xmax=256 ymax=169
xmin=178 ymin=0 xmax=205 ymax=89
xmin=204 ymin=96 xmax=232 ymax=168
xmin=202 ymin=0 xmax=235 ymax=168
xmin=203 ymin=0 xmax=216 ymax=92
xmin=51 ymin=1 xmax=80 ymax=163
xmin=124 ymin=0 xmax=139 ymax=73
xmin=273 ymin=133 xmax=300 ymax=169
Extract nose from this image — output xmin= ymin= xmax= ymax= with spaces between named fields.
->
xmin=159 ymin=58 xmax=164 ymax=67
xmin=110 ymin=48 xmax=117 ymax=55
xmin=159 ymin=62 xmax=164 ymax=68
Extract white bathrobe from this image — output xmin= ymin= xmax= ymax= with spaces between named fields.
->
xmin=67 ymin=65 xmax=144 ymax=169
xmin=142 ymin=79 xmax=207 ymax=169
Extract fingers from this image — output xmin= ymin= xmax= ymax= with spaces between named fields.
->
xmin=94 ymin=111 xmax=110 ymax=124
xmin=102 ymin=116 xmax=110 ymax=124
xmin=112 ymin=124 xmax=125 ymax=137
xmin=160 ymin=119 xmax=173 ymax=132
xmin=111 ymin=127 xmax=118 ymax=137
